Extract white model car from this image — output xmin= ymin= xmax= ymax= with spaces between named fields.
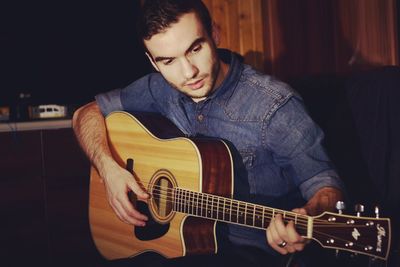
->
xmin=29 ymin=104 xmax=67 ymax=119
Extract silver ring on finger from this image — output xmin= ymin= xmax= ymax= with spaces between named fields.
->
xmin=278 ymin=241 xmax=287 ymax=248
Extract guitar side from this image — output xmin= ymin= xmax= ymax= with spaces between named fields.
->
xmin=89 ymin=111 xmax=233 ymax=260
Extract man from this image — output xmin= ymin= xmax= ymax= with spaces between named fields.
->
xmin=73 ymin=0 xmax=344 ymax=266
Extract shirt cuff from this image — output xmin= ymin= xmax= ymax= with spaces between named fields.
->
xmin=299 ymin=169 xmax=346 ymax=200
xmin=95 ymin=88 xmax=123 ymax=117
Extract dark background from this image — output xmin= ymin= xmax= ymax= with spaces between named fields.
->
xmin=1 ymin=0 xmax=152 ymax=109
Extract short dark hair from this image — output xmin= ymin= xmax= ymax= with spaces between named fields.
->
xmin=137 ymin=0 xmax=212 ymax=41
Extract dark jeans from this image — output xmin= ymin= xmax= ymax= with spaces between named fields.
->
xmin=105 ymin=246 xmax=288 ymax=267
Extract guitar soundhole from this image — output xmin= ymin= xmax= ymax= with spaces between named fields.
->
xmin=149 ymin=169 xmax=177 ymax=224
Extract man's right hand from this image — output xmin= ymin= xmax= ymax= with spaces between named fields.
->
xmin=102 ymin=161 xmax=150 ymax=226
xmin=72 ymin=101 xmax=149 ymax=226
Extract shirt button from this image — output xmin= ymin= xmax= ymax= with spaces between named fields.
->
xmin=197 ymin=114 xmax=204 ymax=121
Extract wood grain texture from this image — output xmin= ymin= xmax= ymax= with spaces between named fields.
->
xmin=333 ymin=0 xmax=399 ymax=72
xmin=204 ymin=0 xmax=398 ymax=79
xmin=204 ymin=0 xmax=265 ymax=71
xmin=89 ymin=112 xmax=233 ymax=259
xmin=181 ymin=137 xmax=233 ymax=255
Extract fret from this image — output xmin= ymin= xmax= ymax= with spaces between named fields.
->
xmin=185 ymin=190 xmax=190 ymax=214
xmin=238 ymin=202 xmax=245 ymax=224
xmin=228 ymin=199 xmax=232 ymax=222
xmin=186 ymin=190 xmax=190 ymax=214
xmin=197 ymin=192 xmax=201 ymax=216
xmin=215 ymin=196 xmax=220 ymax=219
xmin=210 ymin=195 xmax=214 ymax=218
xmin=295 ymin=213 xmax=298 ymax=225
xmin=211 ymin=195 xmax=215 ymax=219
xmin=177 ymin=188 xmax=182 ymax=212
xmin=246 ymin=204 xmax=254 ymax=226
xmin=254 ymin=206 xmax=264 ymax=228
xmin=189 ymin=191 xmax=194 ymax=215
xmin=192 ymin=191 xmax=196 ymax=215
xmin=261 ymin=207 xmax=265 ymax=228
xmin=244 ymin=203 xmax=248 ymax=225
xmin=172 ymin=188 xmax=176 ymax=211
xmin=181 ymin=189 xmax=185 ymax=213
xmin=203 ymin=193 xmax=207 ymax=217
xmin=204 ymin=193 xmax=208 ymax=218
xmin=206 ymin=194 xmax=211 ymax=218
xmin=188 ymin=191 xmax=192 ymax=214
xmin=194 ymin=192 xmax=199 ymax=216
xmin=173 ymin=188 xmax=177 ymax=212
xmin=200 ymin=193 xmax=205 ymax=217
xmin=224 ymin=198 xmax=229 ymax=221
xmin=221 ymin=198 xmax=226 ymax=221
xmin=191 ymin=191 xmax=195 ymax=215
xmin=179 ymin=189 xmax=183 ymax=212
xmin=236 ymin=201 xmax=240 ymax=223
xmin=175 ymin=188 xmax=179 ymax=212
xmin=264 ymin=208 xmax=274 ymax=227
xmin=225 ymin=199 xmax=232 ymax=222
xmin=182 ymin=190 xmax=186 ymax=213
xmin=231 ymin=201 xmax=238 ymax=223
xmin=216 ymin=197 xmax=223 ymax=220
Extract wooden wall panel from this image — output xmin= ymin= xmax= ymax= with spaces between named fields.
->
xmin=261 ymin=0 xmax=337 ymax=80
xmin=333 ymin=0 xmax=399 ymax=73
xmin=204 ymin=0 xmax=265 ymax=71
xmin=261 ymin=0 xmax=398 ymax=79
xmin=204 ymin=0 xmax=398 ymax=80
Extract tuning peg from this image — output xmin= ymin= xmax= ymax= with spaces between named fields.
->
xmin=334 ymin=201 xmax=345 ymax=258
xmin=335 ymin=201 xmax=346 ymax=214
xmin=354 ymin=204 xmax=364 ymax=217
xmin=374 ymin=206 xmax=380 ymax=218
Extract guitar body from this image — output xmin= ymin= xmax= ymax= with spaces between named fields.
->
xmin=89 ymin=111 xmax=234 ymax=260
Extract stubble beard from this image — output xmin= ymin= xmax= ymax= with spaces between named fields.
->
xmin=169 ymin=58 xmax=221 ymax=101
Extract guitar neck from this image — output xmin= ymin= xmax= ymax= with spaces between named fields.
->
xmin=172 ymin=187 xmax=311 ymax=237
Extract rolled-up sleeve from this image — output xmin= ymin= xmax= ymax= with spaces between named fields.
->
xmin=265 ymin=96 xmax=345 ymax=200
xmin=299 ymin=169 xmax=345 ymax=200
xmin=95 ymin=88 xmax=123 ymax=117
xmin=95 ymin=73 xmax=167 ymax=117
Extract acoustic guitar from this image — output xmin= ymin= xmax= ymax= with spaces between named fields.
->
xmin=89 ymin=111 xmax=391 ymax=261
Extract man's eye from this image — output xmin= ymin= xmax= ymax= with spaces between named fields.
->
xmin=163 ymin=59 xmax=174 ymax=65
xmin=192 ymin=44 xmax=202 ymax=53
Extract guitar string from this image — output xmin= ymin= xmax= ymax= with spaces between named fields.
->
xmin=151 ymin=190 xmax=308 ymax=228
xmin=146 ymin=191 xmax=383 ymax=255
xmin=147 ymin=185 xmax=309 ymax=226
xmin=150 ymin=189 xmax=376 ymax=228
xmin=139 ymin=181 xmax=378 ymax=226
xmin=143 ymin=183 xmax=373 ymax=227
xmin=135 ymin=181 xmax=310 ymax=223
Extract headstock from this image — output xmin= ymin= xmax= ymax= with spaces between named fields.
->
xmin=311 ymin=208 xmax=391 ymax=260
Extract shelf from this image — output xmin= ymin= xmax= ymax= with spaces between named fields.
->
xmin=0 ymin=119 xmax=72 ymax=132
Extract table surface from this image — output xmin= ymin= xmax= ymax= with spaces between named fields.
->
xmin=0 ymin=119 xmax=72 ymax=132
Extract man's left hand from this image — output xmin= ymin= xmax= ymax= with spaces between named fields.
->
xmin=266 ymin=187 xmax=344 ymax=254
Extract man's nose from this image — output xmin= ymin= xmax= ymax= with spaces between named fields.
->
xmin=181 ymin=58 xmax=198 ymax=79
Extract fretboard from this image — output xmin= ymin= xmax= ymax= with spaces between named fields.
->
xmin=173 ymin=188 xmax=309 ymax=236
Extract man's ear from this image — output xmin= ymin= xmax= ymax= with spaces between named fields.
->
xmin=145 ymin=52 xmax=160 ymax=72
xmin=212 ymin=21 xmax=221 ymax=47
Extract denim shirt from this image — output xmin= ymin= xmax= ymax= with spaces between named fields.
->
xmin=96 ymin=49 xmax=344 ymax=254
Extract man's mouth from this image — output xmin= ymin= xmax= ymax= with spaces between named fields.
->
xmin=186 ymin=78 xmax=205 ymax=90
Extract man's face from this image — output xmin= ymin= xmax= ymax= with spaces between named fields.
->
xmin=144 ymin=12 xmax=226 ymax=102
